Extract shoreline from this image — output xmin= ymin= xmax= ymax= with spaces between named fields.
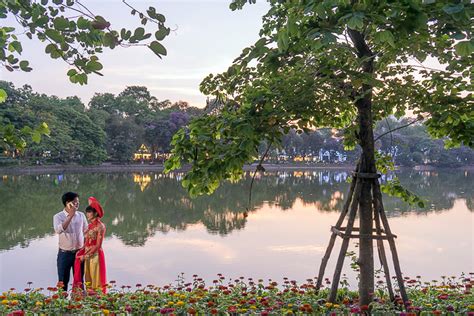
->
xmin=0 ymin=163 xmax=471 ymax=175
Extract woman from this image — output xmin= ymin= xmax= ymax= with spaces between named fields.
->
xmin=73 ymin=197 xmax=107 ymax=294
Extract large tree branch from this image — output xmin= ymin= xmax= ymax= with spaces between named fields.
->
xmin=374 ymin=116 xmax=426 ymax=142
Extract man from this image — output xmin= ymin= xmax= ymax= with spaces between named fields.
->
xmin=53 ymin=192 xmax=87 ymax=292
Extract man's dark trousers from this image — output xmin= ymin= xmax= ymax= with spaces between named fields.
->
xmin=57 ymin=249 xmax=83 ymax=292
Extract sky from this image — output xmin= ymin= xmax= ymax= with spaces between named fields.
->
xmin=1 ymin=0 xmax=269 ymax=107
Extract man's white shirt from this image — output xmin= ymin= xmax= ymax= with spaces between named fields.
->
xmin=53 ymin=210 xmax=87 ymax=251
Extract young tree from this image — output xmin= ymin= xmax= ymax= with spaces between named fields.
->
xmin=166 ymin=0 xmax=473 ymax=306
xmin=1 ymin=0 xmax=169 ymax=150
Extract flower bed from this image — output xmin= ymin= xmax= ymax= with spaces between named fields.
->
xmin=1 ymin=274 xmax=473 ymax=315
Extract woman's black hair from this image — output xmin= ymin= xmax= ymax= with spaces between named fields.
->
xmin=85 ymin=205 xmax=98 ymax=216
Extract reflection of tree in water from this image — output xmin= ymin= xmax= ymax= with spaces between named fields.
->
xmin=0 ymin=169 xmax=471 ymax=250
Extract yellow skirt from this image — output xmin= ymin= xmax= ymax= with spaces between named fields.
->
xmin=84 ymin=253 xmax=101 ymax=291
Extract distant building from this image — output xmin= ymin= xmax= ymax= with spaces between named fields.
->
xmin=134 ymin=144 xmax=152 ymax=161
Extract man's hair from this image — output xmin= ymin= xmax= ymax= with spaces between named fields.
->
xmin=62 ymin=192 xmax=79 ymax=206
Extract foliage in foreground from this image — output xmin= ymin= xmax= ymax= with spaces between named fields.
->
xmin=1 ymin=274 xmax=473 ymax=315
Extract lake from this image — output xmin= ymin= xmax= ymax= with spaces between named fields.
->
xmin=0 ymin=168 xmax=472 ymax=291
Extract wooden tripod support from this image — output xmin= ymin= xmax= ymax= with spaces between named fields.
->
xmin=315 ymin=170 xmax=408 ymax=304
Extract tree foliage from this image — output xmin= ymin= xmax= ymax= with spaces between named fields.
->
xmin=1 ymin=0 xmax=170 ymax=150
xmin=0 ymin=82 xmax=202 ymax=164
xmin=165 ymin=0 xmax=473 ymax=196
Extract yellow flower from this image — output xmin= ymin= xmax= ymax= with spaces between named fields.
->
xmin=176 ymin=301 xmax=185 ymax=307
xmin=425 ymin=303 xmax=432 ymax=307
xmin=10 ymin=300 xmax=18 ymax=305
xmin=168 ymin=301 xmax=175 ymax=306
xmin=239 ymin=309 xmax=248 ymax=313
xmin=288 ymin=304 xmax=293 ymax=307
xmin=35 ymin=301 xmax=43 ymax=307
xmin=148 ymin=306 xmax=156 ymax=311
xmin=102 ymin=309 xmax=110 ymax=315
xmin=325 ymin=302 xmax=333 ymax=308
xmin=1 ymin=300 xmax=9 ymax=305
xmin=468 ymin=305 xmax=474 ymax=310
xmin=286 ymin=311 xmax=294 ymax=315
xmin=180 ymin=294 xmax=186 ymax=300
xmin=333 ymin=304 xmax=340 ymax=308
xmin=173 ymin=293 xmax=180 ymax=297
xmin=250 ymin=305 xmax=257 ymax=310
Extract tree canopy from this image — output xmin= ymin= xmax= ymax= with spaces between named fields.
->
xmin=0 ymin=82 xmax=201 ymax=164
xmin=165 ymin=0 xmax=473 ymax=196
xmin=1 ymin=0 xmax=170 ymax=150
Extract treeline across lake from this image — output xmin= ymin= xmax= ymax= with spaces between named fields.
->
xmin=0 ymin=169 xmax=471 ymax=250
xmin=1 ymin=81 xmax=472 ymax=167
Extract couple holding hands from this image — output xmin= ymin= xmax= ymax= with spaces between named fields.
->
xmin=53 ymin=192 xmax=107 ymax=294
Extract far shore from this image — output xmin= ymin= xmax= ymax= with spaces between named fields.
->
xmin=0 ymin=162 xmax=472 ymax=175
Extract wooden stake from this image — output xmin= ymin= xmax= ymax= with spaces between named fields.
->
xmin=373 ymin=181 xmax=408 ymax=303
xmin=373 ymin=185 xmax=395 ymax=301
xmin=328 ymin=178 xmax=362 ymax=302
xmin=315 ymin=174 xmax=357 ymax=292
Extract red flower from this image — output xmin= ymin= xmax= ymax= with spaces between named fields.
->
xmin=360 ymin=305 xmax=369 ymax=311
xmin=52 ymin=294 xmax=59 ymax=300
xmin=210 ymin=308 xmax=218 ymax=314
xmin=187 ymin=308 xmax=196 ymax=315
xmin=437 ymin=294 xmax=449 ymax=300
xmin=7 ymin=310 xmax=24 ymax=316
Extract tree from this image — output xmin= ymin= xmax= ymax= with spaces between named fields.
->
xmin=105 ymin=115 xmax=144 ymax=163
xmin=166 ymin=0 xmax=473 ymax=306
xmin=1 ymin=0 xmax=170 ymax=150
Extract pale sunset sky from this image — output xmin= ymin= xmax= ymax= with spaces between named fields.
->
xmin=1 ymin=0 xmax=269 ymax=107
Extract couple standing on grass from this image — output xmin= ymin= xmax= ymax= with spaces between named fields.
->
xmin=53 ymin=192 xmax=107 ymax=294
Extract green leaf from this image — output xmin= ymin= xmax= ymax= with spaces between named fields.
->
xmin=67 ymin=69 xmax=77 ymax=76
xmin=347 ymin=15 xmax=364 ymax=30
xmin=155 ymin=13 xmax=166 ymax=23
xmin=19 ymin=60 xmax=32 ymax=72
xmin=103 ymin=33 xmax=116 ymax=48
xmin=154 ymin=27 xmax=169 ymax=41
xmin=8 ymin=41 xmax=22 ymax=54
xmin=77 ymin=17 xmax=90 ymax=29
xmin=374 ymin=30 xmax=395 ymax=48
xmin=37 ymin=122 xmax=50 ymax=135
xmin=45 ymin=29 xmax=64 ymax=43
xmin=86 ymin=59 xmax=103 ymax=71
xmin=31 ymin=131 xmax=41 ymax=143
xmin=454 ymin=41 xmax=474 ymax=57
xmin=149 ymin=41 xmax=167 ymax=57
xmin=53 ymin=17 xmax=69 ymax=30
xmin=133 ymin=27 xmax=145 ymax=39
xmin=0 ymin=88 xmax=7 ymax=103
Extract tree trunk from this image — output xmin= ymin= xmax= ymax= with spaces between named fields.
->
xmin=348 ymin=27 xmax=376 ymax=306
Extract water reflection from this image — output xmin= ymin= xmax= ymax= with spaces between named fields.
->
xmin=0 ymin=169 xmax=471 ymax=251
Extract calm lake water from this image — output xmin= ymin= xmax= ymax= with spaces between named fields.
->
xmin=0 ymin=169 xmax=472 ymax=291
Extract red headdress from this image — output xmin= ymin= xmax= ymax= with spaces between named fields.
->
xmin=88 ymin=196 xmax=104 ymax=218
